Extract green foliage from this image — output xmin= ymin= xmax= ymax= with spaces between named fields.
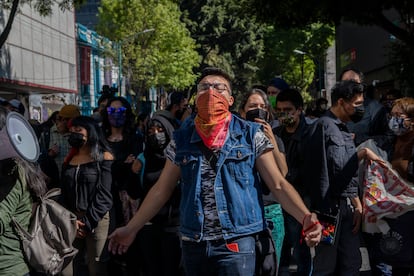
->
xmin=244 ymin=0 xmax=414 ymax=45
xmin=180 ymin=0 xmax=266 ymax=95
xmin=243 ymin=0 xmax=414 ymax=93
xmin=0 ymin=0 xmax=85 ymax=16
xmin=97 ymin=0 xmax=200 ymax=91
xmin=256 ymin=24 xmax=334 ymax=93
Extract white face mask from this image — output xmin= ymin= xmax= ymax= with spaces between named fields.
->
xmin=388 ymin=117 xmax=410 ymax=136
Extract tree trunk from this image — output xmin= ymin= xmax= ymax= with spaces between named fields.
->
xmin=0 ymin=0 xmax=20 ymax=49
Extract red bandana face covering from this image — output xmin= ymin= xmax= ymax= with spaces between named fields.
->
xmin=195 ymin=90 xmax=232 ymax=149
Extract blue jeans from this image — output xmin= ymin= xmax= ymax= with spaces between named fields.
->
xmin=182 ymin=235 xmax=256 ymax=276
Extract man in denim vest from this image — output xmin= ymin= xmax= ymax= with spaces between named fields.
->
xmin=109 ymin=67 xmax=321 ymax=275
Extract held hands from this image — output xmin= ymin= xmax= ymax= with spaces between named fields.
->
xmin=108 ymin=225 xmax=135 ymax=255
xmin=301 ymin=213 xmax=322 ymax=247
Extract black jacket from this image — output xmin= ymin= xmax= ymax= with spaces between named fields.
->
xmin=61 ymin=160 xmax=113 ymax=231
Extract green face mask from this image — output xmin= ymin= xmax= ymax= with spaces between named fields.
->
xmin=268 ymin=95 xmax=277 ymax=109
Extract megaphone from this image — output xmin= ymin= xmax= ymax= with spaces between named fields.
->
xmin=0 ymin=111 xmax=40 ymax=162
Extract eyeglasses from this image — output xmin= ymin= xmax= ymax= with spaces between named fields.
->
xmin=197 ymin=82 xmax=229 ymax=93
xmin=107 ymin=107 xmax=127 ymax=114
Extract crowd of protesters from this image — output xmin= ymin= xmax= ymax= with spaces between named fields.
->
xmin=2 ymin=65 xmax=414 ymax=276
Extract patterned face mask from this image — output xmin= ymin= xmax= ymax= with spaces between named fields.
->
xmin=194 ymin=89 xmax=231 ymax=149
xmin=276 ymin=112 xmax=296 ymax=127
xmin=388 ymin=116 xmax=410 ymax=136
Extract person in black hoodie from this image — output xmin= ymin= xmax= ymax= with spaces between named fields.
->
xmin=136 ymin=103 xmax=183 ymax=276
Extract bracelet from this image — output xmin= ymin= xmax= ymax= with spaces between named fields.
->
xmin=300 ymin=220 xmax=320 ymax=244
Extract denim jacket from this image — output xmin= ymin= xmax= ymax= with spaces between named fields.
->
xmin=173 ymin=115 xmax=266 ymax=241
xmin=303 ymin=110 xmax=359 ymax=213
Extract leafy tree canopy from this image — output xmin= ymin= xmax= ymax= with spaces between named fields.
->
xmin=97 ymin=0 xmax=200 ymax=91
xmin=180 ymin=0 xmax=266 ymax=94
xmin=244 ymin=0 xmax=414 ymax=47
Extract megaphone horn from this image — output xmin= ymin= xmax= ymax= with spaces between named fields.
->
xmin=0 ymin=111 xmax=40 ymax=162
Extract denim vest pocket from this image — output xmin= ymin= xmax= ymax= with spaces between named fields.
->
xmin=176 ymin=153 xmax=199 ymax=186
xmin=223 ymin=146 xmax=253 ymax=186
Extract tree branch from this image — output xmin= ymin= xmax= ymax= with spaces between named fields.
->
xmin=0 ymin=0 xmax=20 ymax=49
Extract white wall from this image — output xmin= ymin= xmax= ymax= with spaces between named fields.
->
xmin=0 ymin=2 xmax=77 ymax=92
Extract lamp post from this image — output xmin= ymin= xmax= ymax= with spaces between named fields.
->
xmin=293 ymin=49 xmax=323 ymax=96
xmin=293 ymin=49 xmax=305 ymax=83
xmin=117 ymin=28 xmax=155 ymax=96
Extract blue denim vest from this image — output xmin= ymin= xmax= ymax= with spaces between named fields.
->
xmin=174 ymin=115 xmax=266 ymax=241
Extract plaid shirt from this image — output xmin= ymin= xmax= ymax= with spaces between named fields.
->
xmin=49 ymin=125 xmax=71 ymax=175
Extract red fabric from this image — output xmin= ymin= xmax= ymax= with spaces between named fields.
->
xmin=226 ymin=242 xmax=239 ymax=253
xmin=80 ymin=46 xmax=91 ymax=85
xmin=363 ymin=160 xmax=414 ymax=233
xmin=63 ymin=147 xmax=79 ymax=166
xmin=195 ymin=90 xmax=231 ymax=149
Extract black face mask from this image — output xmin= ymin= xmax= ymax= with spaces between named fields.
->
xmin=147 ymin=132 xmax=168 ymax=151
xmin=175 ymin=109 xmax=185 ymax=121
xmin=245 ymin=109 xmax=269 ymax=122
xmin=68 ymin=132 xmax=86 ymax=148
xmin=350 ymin=105 xmax=365 ymax=123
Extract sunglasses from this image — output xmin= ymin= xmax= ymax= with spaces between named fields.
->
xmin=107 ymin=106 xmax=127 ymax=114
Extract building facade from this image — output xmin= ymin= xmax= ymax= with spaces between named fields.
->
xmin=0 ymin=2 xmax=78 ymax=122
xmin=76 ymin=23 xmax=118 ymax=115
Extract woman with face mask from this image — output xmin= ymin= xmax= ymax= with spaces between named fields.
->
xmin=239 ymin=88 xmax=288 ymax=176
xmin=239 ymin=88 xmax=288 ymax=267
xmin=101 ymin=97 xmax=143 ymax=221
xmin=387 ymin=97 xmax=414 ymax=182
xmin=101 ymin=96 xmax=144 ymax=275
xmin=365 ymin=97 xmax=414 ymax=276
xmin=60 ymin=116 xmax=114 ymax=276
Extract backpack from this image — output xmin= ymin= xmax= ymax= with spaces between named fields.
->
xmin=11 ymin=188 xmax=78 ymax=275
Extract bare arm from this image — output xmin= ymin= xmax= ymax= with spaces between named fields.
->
xmin=256 ymin=150 xmax=322 ymax=246
xmin=108 ymin=159 xmax=180 ymax=254
xmin=255 ymin=118 xmax=288 ymax=176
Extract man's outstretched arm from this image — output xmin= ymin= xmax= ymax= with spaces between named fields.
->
xmin=108 ymin=159 xmax=180 ymax=254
